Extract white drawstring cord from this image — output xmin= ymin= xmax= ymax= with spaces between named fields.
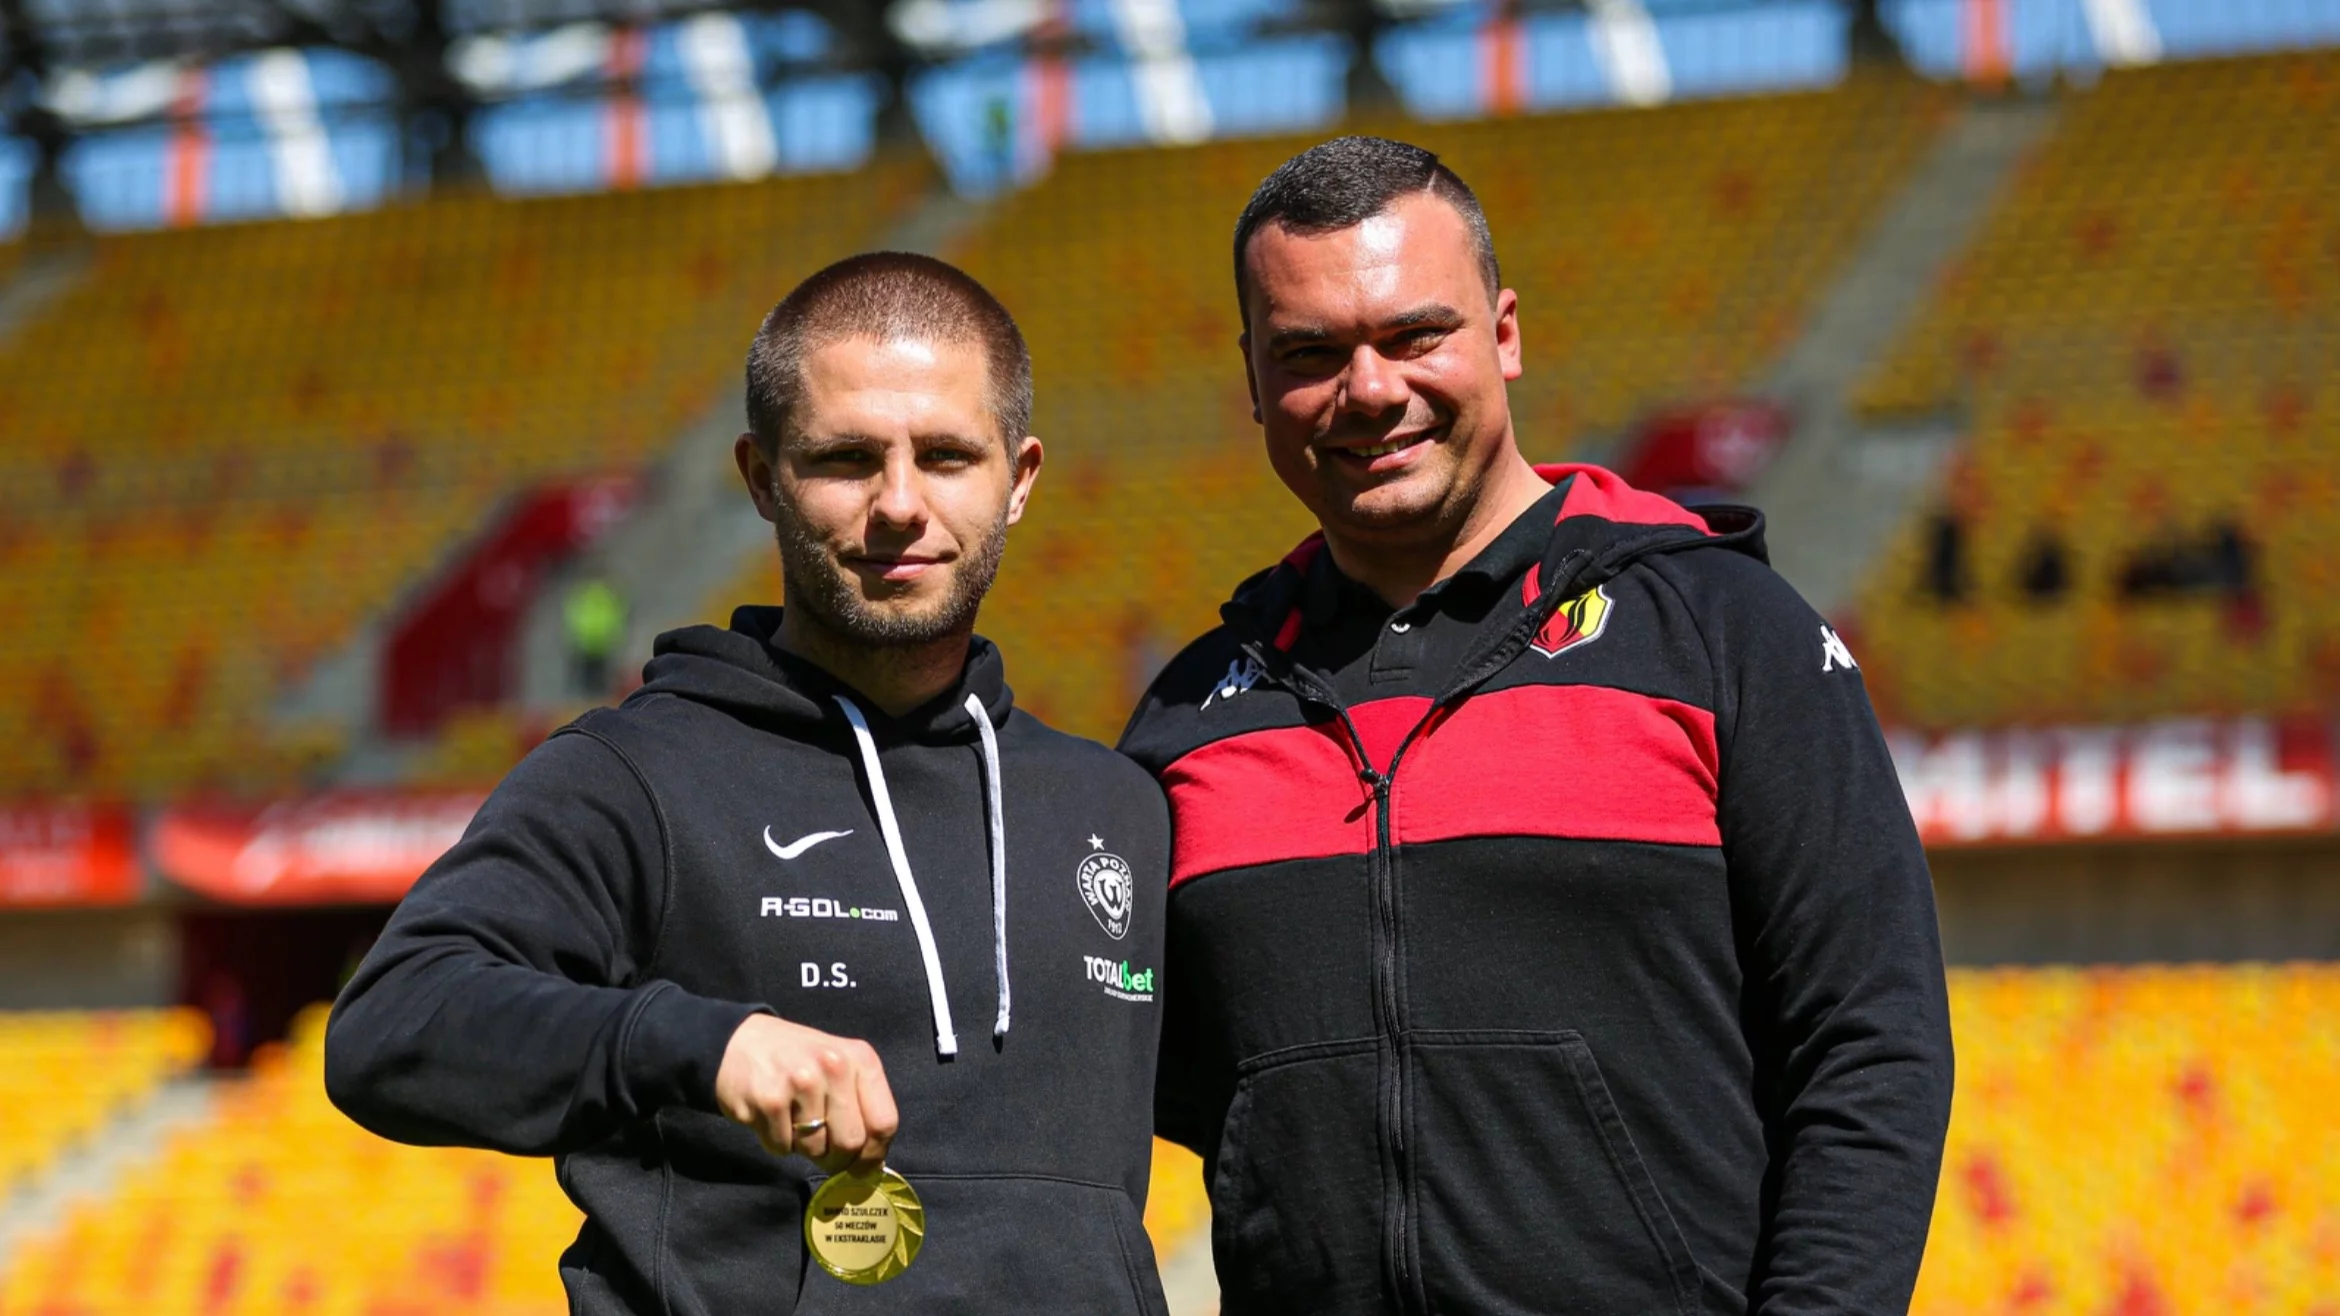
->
xmin=836 ymin=695 xmax=959 ymax=1058
xmin=833 ymin=694 xmax=1014 ymax=1056
xmin=966 ymin=692 xmax=1011 ymax=1041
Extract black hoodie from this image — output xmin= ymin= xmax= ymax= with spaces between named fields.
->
xmin=1117 ymin=466 xmax=1953 ymax=1315
xmin=327 ymin=608 xmax=1173 ymax=1316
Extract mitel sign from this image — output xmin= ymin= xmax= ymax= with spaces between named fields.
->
xmin=1888 ymin=716 xmax=2334 ymax=846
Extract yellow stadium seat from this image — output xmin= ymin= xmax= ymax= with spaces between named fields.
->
xmin=0 ymin=160 xmax=933 ymax=799
xmin=1851 ymin=51 xmax=2339 ymax=728
xmin=0 ymin=1009 xmax=209 ymax=1198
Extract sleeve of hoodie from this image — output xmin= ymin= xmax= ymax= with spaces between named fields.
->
xmin=324 ymin=721 xmax=768 ymax=1156
xmin=1690 ymin=555 xmax=1954 ymax=1315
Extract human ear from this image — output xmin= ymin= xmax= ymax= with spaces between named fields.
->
xmin=735 ymin=434 xmax=781 ymax=524
xmin=1004 ymin=435 xmax=1044 ymax=527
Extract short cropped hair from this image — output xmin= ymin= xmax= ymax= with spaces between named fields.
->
xmin=745 ymin=251 xmax=1033 ymax=455
xmin=1231 ymin=136 xmax=1501 ymax=325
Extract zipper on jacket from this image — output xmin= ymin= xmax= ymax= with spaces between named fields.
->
xmin=1234 ymin=550 xmax=1598 ymax=1316
xmin=1363 ymin=764 xmax=1414 ymax=1310
xmin=1243 ymin=641 xmax=1424 ymax=1311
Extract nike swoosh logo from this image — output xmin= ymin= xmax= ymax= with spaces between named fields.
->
xmin=765 ymin=827 xmax=854 ymax=861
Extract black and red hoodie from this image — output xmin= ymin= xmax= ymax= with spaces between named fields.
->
xmin=1117 ymin=465 xmax=1953 ymax=1316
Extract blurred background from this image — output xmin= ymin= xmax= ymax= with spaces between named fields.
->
xmin=0 ymin=0 xmax=2335 ymax=1310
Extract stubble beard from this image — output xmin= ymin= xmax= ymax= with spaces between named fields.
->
xmin=771 ymin=503 xmax=1010 ymax=650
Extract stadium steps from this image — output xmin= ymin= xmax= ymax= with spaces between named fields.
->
xmin=0 ymin=240 xmax=90 ymax=352
xmin=0 ymin=1076 xmax=216 ymax=1285
xmin=1746 ymin=91 xmax=2060 ymax=616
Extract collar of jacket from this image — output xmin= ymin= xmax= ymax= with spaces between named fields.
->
xmin=1220 ymin=462 xmax=1769 ymax=656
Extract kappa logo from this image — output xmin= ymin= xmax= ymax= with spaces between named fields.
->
xmin=1200 ymin=656 xmax=1264 ymax=710
xmin=1075 ymin=834 xmax=1135 ymax=940
xmin=1530 ymin=584 xmax=1614 ymax=658
xmin=1820 ymin=625 xmax=1859 ymax=673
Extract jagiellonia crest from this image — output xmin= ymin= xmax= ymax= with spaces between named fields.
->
xmin=1076 ymin=851 xmax=1136 ymax=940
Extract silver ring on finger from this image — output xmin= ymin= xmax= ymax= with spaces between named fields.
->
xmin=793 ymin=1118 xmax=827 ymax=1137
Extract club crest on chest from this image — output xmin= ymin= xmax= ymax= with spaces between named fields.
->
xmin=1075 ymin=835 xmax=1135 ymax=941
xmin=1529 ymin=580 xmax=1614 ymax=659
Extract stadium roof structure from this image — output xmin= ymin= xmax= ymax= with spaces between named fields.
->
xmin=4 ymin=0 xmax=921 ymax=205
xmin=2 ymin=0 xmax=1918 ymax=227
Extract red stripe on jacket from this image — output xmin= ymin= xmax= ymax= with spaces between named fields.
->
xmin=1162 ymin=684 xmax=1720 ymax=888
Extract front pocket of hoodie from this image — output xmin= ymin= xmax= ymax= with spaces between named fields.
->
xmin=1211 ymin=1043 xmax=1387 ymax=1315
xmin=792 ymin=1174 xmax=1165 ymax=1316
xmin=1408 ymin=1030 xmax=1698 ymax=1316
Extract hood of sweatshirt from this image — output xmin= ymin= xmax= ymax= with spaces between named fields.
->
xmin=637 ymin=604 xmax=1017 ymax=744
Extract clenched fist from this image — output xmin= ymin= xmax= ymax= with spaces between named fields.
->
xmin=715 ymin=1015 xmax=899 ymax=1175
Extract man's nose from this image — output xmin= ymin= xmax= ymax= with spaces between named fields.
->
xmin=1341 ymin=344 xmax=1410 ymax=416
xmin=871 ymin=453 xmax=926 ymax=529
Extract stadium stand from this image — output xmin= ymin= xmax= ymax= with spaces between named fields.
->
xmin=1914 ymin=963 xmax=2340 ymax=1313
xmin=0 ymin=1005 xmax=577 ymax=1315
xmin=700 ymin=77 xmax=1947 ymax=741
xmin=0 ymin=1009 xmax=209 ymax=1199
xmin=1849 ymin=50 xmax=2339 ymax=728
xmin=9 ymin=969 xmax=2326 ymax=1314
xmin=0 ymin=160 xmax=930 ymax=802
xmin=0 ymin=1004 xmax=1209 ymax=1314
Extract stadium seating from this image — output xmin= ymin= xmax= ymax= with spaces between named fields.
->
xmin=7 ymin=970 xmax=2329 ymax=1312
xmin=0 ymin=1005 xmax=576 ymax=1315
xmin=700 ymin=78 xmax=1945 ymax=742
xmin=0 ymin=1003 xmax=1207 ymax=1313
xmin=0 ymin=160 xmax=931 ymax=802
xmin=1913 ymin=963 xmax=2340 ymax=1313
xmin=1850 ymin=51 xmax=2339 ymax=728
xmin=0 ymin=1009 xmax=209 ymax=1198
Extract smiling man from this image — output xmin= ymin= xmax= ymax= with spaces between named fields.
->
xmin=328 ymin=253 xmax=1172 ymax=1315
xmin=1117 ymin=138 xmax=1953 ymax=1314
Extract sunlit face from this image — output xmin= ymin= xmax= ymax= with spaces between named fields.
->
xmin=1240 ymin=192 xmax=1522 ymax=550
xmin=735 ymin=335 xmax=1041 ymax=648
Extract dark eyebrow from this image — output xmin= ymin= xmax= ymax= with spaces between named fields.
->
xmin=789 ymin=432 xmax=881 ymax=453
xmin=1265 ymin=323 xmax=1333 ymax=353
xmin=1385 ymin=303 xmax=1466 ymax=331
xmin=1264 ymin=303 xmax=1466 ymax=353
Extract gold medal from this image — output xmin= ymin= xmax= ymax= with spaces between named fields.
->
xmin=804 ymin=1168 xmax=924 ymax=1285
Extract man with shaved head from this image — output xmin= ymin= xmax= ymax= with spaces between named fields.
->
xmin=1120 ymin=137 xmax=1953 ymax=1314
xmin=330 ymin=252 xmax=1173 ymax=1315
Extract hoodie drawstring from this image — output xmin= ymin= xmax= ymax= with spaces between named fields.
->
xmin=966 ymin=693 xmax=1012 ymax=1042
xmin=833 ymin=693 xmax=1011 ymax=1059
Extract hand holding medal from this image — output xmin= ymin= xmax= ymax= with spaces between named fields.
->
xmin=716 ymin=1018 xmax=918 ymax=1281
